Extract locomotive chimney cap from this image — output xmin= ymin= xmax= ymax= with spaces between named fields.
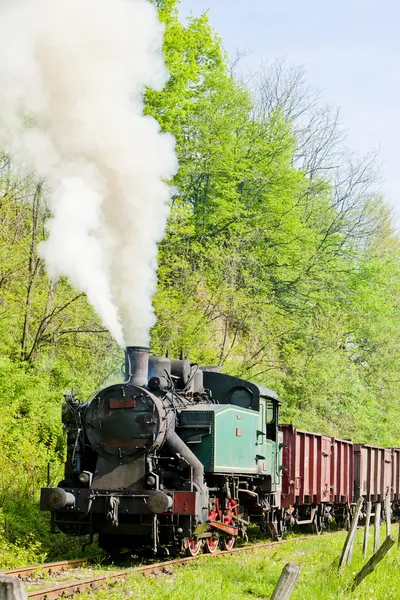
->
xmin=126 ymin=345 xmax=150 ymax=352
xmin=125 ymin=346 xmax=150 ymax=387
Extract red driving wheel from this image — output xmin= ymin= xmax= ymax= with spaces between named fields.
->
xmin=203 ymin=536 xmax=219 ymax=554
xmin=186 ymin=538 xmax=203 ymax=556
xmin=221 ymin=536 xmax=236 ymax=551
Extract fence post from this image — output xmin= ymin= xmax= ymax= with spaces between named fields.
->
xmin=363 ymin=501 xmax=372 ymax=559
xmin=0 ymin=576 xmax=27 ymax=600
xmin=270 ymin=563 xmax=301 ymax=600
xmin=339 ymin=497 xmax=363 ymax=568
xmin=351 ymin=535 xmax=395 ymax=591
xmin=385 ymin=494 xmax=391 ymax=537
xmin=374 ymin=502 xmax=381 ymax=553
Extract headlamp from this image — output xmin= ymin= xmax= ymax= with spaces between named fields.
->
xmin=146 ymin=475 xmax=156 ymax=487
xmin=78 ymin=471 xmax=92 ymax=485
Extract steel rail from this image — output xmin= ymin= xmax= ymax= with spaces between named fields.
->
xmin=25 ymin=537 xmax=312 ymax=600
xmin=1 ymin=558 xmax=90 ymax=579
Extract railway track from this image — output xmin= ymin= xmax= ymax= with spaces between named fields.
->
xmin=1 ymin=558 xmax=90 ymax=579
xmin=3 ymin=537 xmax=312 ymax=600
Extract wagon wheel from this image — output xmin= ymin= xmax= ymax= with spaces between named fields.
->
xmin=203 ymin=536 xmax=219 ymax=554
xmin=221 ymin=535 xmax=236 ymax=551
xmin=265 ymin=514 xmax=284 ymax=541
xmin=185 ymin=538 xmax=203 ymax=557
xmin=344 ymin=508 xmax=351 ymax=531
xmin=312 ymin=510 xmax=323 ymax=536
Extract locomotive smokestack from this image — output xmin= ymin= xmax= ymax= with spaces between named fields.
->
xmin=125 ymin=346 xmax=149 ymax=387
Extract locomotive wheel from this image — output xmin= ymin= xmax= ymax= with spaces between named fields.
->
xmin=185 ymin=538 xmax=203 ymax=557
xmin=312 ymin=511 xmax=323 ymax=536
xmin=264 ymin=518 xmax=283 ymax=541
xmin=203 ymin=536 xmax=219 ymax=554
xmin=221 ymin=536 xmax=235 ymax=551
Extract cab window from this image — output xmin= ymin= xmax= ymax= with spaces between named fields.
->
xmin=266 ymin=401 xmax=275 ymax=424
xmin=266 ymin=399 xmax=277 ymax=441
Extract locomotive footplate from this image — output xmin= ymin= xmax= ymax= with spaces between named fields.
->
xmin=192 ymin=520 xmax=239 ymax=538
xmin=40 ymin=488 xmax=198 ymax=517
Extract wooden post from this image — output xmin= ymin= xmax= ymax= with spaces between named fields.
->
xmin=374 ymin=502 xmax=381 ymax=553
xmin=339 ymin=497 xmax=363 ymax=568
xmin=0 ymin=576 xmax=27 ymax=600
xmin=363 ymin=501 xmax=372 ymax=559
xmin=351 ymin=535 xmax=395 ymax=590
xmin=270 ymin=563 xmax=301 ymax=600
xmin=385 ymin=494 xmax=391 ymax=537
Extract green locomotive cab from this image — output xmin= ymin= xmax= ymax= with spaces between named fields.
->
xmin=178 ymin=370 xmax=284 ymax=539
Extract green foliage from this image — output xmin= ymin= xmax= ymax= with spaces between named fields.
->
xmin=0 ymin=506 xmax=45 ymax=569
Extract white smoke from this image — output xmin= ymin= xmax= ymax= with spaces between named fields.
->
xmin=0 ymin=0 xmax=177 ymax=346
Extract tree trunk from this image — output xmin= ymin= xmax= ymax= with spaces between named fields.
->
xmin=20 ymin=183 xmax=42 ymax=362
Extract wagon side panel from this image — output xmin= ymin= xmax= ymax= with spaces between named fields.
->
xmin=333 ymin=438 xmax=354 ymax=504
xmin=280 ymin=424 xmax=296 ymax=508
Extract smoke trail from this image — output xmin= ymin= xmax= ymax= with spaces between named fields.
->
xmin=0 ymin=0 xmax=177 ymax=346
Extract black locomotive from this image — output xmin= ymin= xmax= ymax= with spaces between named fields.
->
xmin=40 ymin=346 xmax=284 ymax=556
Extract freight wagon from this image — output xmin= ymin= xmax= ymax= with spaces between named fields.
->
xmin=353 ymin=444 xmax=400 ymax=518
xmin=280 ymin=425 xmax=353 ymax=532
xmin=279 ymin=428 xmax=400 ymax=532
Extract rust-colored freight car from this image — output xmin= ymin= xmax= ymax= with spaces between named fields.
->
xmin=354 ymin=444 xmax=400 ymax=503
xmin=280 ymin=424 xmax=353 ymax=530
xmin=392 ymin=448 xmax=400 ymax=503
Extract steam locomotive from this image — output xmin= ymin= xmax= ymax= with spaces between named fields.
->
xmin=40 ymin=347 xmax=284 ymax=556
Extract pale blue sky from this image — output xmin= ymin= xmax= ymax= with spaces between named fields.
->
xmin=179 ymin=0 xmax=400 ymax=216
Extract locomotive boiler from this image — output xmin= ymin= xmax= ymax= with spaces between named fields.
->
xmin=40 ymin=347 xmax=284 ymax=556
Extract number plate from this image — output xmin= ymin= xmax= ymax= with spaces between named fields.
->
xmin=109 ymin=398 xmax=135 ymax=409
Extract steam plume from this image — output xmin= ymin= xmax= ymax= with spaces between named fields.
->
xmin=0 ymin=0 xmax=177 ymax=346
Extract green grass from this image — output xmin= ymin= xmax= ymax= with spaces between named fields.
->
xmin=77 ymin=526 xmax=400 ymax=600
